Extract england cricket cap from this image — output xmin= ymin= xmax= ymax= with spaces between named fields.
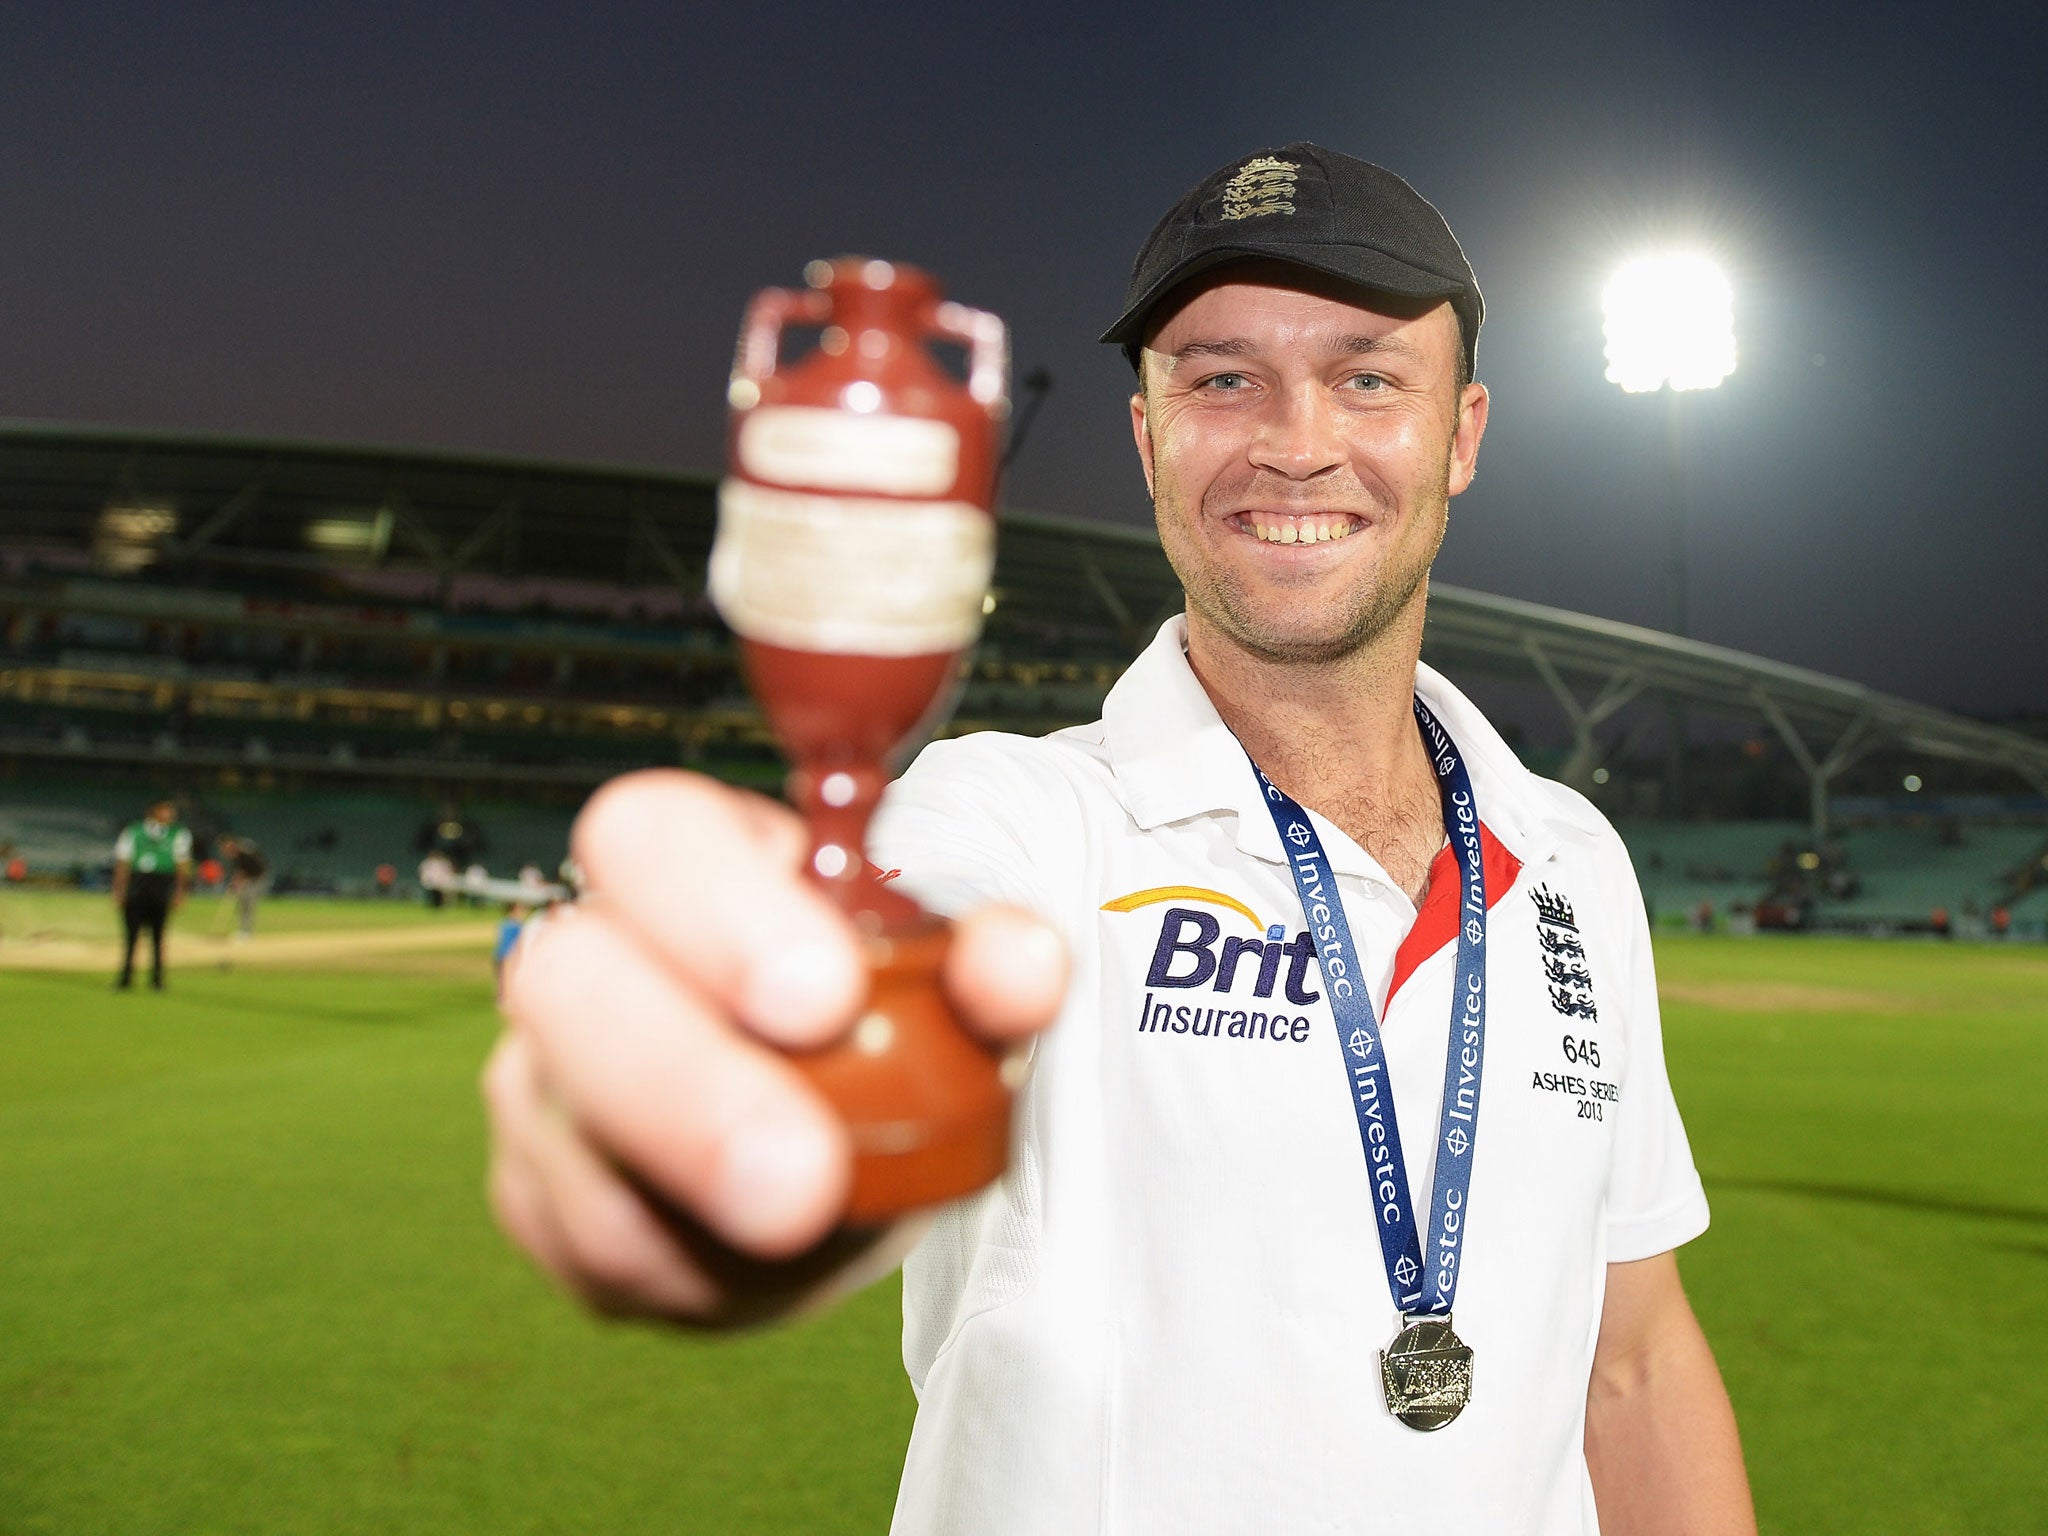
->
xmin=1100 ymin=142 xmax=1483 ymax=377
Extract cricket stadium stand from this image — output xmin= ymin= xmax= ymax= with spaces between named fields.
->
xmin=4 ymin=422 xmax=2044 ymax=919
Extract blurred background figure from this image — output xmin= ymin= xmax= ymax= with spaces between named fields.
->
xmin=415 ymin=803 xmax=485 ymax=871
xmin=493 ymin=900 xmax=528 ymax=999
xmin=418 ymin=851 xmax=455 ymax=909
xmin=217 ymin=834 xmax=272 ymax=940
xmin=112 ymin=796 xmax=190 ymax=991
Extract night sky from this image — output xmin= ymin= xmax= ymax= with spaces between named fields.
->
xmin=3 ymin=3 xmax=2042 ymax=716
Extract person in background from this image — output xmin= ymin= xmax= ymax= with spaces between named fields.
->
xmin=418 ymin=851 xmax=454 ymax=909
xmin=494 ymin=901 xmax=529 ymax=999
xmin=217 ymin=835 xmax=271 ymax=940
xmin=112 ymin=797 xmax=191 ymax=991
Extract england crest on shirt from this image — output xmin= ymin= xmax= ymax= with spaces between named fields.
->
xmin=1530 ymin=884 xmax=1598 ymax=1022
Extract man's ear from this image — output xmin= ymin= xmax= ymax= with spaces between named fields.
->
xmin=1447 ymin=381 xmax=1490 ymax=498
xmin=1129 ymin=385 xmax=1156 ymax=497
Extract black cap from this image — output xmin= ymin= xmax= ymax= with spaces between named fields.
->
xmin=1100 ymin=142 xmax=1483 ymax=378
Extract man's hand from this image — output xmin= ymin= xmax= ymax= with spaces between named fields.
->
xmin=483 ymin=769 xmax=1067 ymax=1327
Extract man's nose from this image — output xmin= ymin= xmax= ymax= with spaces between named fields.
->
xmin=1246 ymin=386 xmax=1346 ymax=479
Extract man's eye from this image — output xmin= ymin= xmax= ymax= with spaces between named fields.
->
xmin=1204 ymin=372 xmax=1249 ymax=391
xmin=1346 ymin=373 xmax=1388 ymax=391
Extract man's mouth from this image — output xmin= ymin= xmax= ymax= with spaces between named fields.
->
xmin=1228 ymin=511 xmax=1363 ymax=545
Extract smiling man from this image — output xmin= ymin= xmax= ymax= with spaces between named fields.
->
xmin=486 ymin=144 xmax=1756 ymax=1535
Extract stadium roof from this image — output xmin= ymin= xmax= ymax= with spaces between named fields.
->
xmin=6 ymin=420 xmax=2046 ymax=828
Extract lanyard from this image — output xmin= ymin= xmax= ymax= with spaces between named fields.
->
xmin=1248 ymin=697 xmax=1489 ymax=1318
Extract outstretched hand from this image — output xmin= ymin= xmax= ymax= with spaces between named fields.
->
xmin=484 ymin=769 xmax=1066 ymax=1325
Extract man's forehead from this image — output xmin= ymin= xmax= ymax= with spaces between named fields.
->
xmin=1144 ymin=276 xmax=1455 ymax=367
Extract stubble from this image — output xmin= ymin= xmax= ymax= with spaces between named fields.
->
xmin=1155 ymin=455 xmax=1452 ymax=668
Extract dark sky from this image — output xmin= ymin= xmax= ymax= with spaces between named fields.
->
xmin=3 ymin=2 xmax=2043 ymax=715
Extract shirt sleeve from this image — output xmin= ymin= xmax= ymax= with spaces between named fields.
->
xmin=114 ymin=828 xmax=134 ymax=861
xmin=870 ymin=734 xmax=1083 ymax=933
xmin=173 ymin=829 xmax=193 ymax=862
xmin=1602 ymin=838 xmax=1711 ymax=1263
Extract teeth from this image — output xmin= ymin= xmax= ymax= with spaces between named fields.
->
xmin=1250 ymin=517 xmax=1353 ymax=544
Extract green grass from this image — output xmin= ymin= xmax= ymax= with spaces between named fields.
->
xmin=1 ymin=924 xmax=2043 ymax=1533
xmin=1657 ymin=936 xmax=2048 ymax=1536
xmin=0 ymin=960 xmax=914 ymax=1536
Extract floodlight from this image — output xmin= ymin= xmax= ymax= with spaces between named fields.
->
xmin=1601 ymin=253 xmax=1737 ymax=393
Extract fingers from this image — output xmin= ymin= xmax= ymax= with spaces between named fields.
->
xmin=503 ymin=899 xmax=851 ymax=1259
xmin=945 ymin=906 xmax=1069 ymax=1043
xmin=482 ymin=1032 xmax=718 ymax=1317
xmin=573 ymin=771 xmax=866 ymax=1049
xmin=482 ymin=1027 xmax=904 ymax=1327
xmin=485 ymin=766 xmax=1072 ymax=1326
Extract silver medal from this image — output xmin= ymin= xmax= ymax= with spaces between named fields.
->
xmin=1379 ymin=1315 xmax=1473 ymax=1431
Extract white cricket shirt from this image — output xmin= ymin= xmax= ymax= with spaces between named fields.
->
xmin=872 ymin=617 xmax=1708 ymax=1536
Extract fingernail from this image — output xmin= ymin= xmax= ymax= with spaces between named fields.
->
xmin=990 ymin=919 xmax=1066 ymax=993
xmin=743 ymin=939 xmax=860 ymax=1034
xmin=1010 ymin=921 xmax=1065 ymax=971
xmin=717 ymin=1111 xmax=838 ymax=1249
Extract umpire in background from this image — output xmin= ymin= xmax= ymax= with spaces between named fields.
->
xmin=112 ymin=796 xmax=191 ymax=991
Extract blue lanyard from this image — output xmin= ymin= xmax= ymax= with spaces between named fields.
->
xmin=1248 ymin=697 xmax=1489 ymax=1317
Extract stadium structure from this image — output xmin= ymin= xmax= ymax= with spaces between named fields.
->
xmin=3 ymin=421 xmax=2046 ymax=933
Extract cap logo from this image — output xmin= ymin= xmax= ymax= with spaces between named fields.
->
xmin=1218 ymin=156 xmax=1300 ymax=221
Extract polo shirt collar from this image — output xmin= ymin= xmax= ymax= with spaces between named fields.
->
xmin=1103 ymin=616 xmax=1574 ymax=878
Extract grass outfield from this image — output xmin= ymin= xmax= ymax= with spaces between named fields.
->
xmin=1 ymin=913 xmax=2043 ymax=1534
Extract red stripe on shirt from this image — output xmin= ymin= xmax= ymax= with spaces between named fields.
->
xmin=1385 ymin=823 xmax=1521 ymax=1012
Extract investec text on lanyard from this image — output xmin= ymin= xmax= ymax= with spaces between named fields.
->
xmin=1247 ymin=696 xmax=1489 ymax=1432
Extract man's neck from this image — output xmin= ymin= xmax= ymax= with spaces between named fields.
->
xmin=1186 ymin=598 xmax=1444 ymax=904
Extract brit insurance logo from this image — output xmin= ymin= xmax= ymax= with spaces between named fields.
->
xmin=1101 ymin=886 xmax=1321 ymax=1044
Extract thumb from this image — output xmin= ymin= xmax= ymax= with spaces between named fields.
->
xmin=942 ymin=907 xmax=1067 ymax=1044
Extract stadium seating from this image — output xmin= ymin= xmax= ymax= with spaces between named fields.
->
xmin=1820 ymin=823 xmax=2045 ymax=925
xmin=1615 ymin=817 xmax=2047 ymax=933
xmin=1615 ymin=820 xmax=1806 ymax=923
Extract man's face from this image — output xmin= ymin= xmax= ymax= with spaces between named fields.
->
xmin=1130 ymin=270 xmax=1488 ymax=665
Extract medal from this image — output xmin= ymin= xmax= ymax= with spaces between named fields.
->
xmin=1379 ymin=1315 xmax=1473 ymax=1431
xmin=1250 ymin=698 xmax=1492 ymax=1432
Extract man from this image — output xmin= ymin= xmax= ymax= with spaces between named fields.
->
xmin=217 ymin=834 xmax=271 ymax=939
xmin=485 ymin=144 xmax=1755 ymax=1534
xmin=112 ymin=796 xmax=191 ymax=991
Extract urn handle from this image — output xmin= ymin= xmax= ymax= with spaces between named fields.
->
xmin=930 ymin=300 xmax=1010 ymax=420
xmin=731 ymin=286 xmax=832 ymax=391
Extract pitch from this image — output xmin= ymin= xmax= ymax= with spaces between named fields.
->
xmin=0 ymin=895 xmax=2041 ymax=1534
